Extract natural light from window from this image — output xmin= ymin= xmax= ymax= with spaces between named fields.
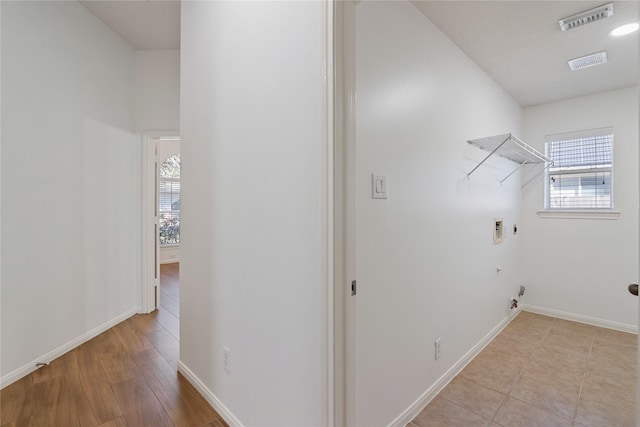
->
xmin=159 ymin=154 xmax=180 ymax=245
xmin=545 ymin=130 xmax=613 ymax=210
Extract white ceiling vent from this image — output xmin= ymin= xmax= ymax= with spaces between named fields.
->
xmin=559 ymin=3 xmax=613 ymax=31
xmin=568 ymin=51 xmax=608 ymax=71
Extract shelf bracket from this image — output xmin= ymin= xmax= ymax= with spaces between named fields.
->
xmin=500 ymin=160 xmax=528 ymax=184
xmin=466 ymin=134 xmax=511 ymax=178
xmin=466 ymin=133 xmax=551 ymax=183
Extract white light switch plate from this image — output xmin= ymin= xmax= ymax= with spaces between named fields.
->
xmin=372 ymin=174 xmax=388 ymax=199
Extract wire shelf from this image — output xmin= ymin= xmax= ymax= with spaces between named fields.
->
xmin=467 ymin=133 xmax=552 ymax=183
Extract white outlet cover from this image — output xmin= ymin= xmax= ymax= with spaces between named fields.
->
xmin=223 ymin=346 xmax=231 ymax=373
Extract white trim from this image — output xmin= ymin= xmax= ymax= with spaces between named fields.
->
xmin=537 ymin=210 xmax=620 ymax=220
xmin=389 ymin=308 xmax=522 ymax=427
xmin=159 ymin=245 xmax=180 ymax=264
xmin=321 ymin=0 xmax=335 ymax=425
xmin=388 ymin=305 xmax=636 ymax=426
xmin=177 ymin=361 xmax=244 ymax=427
xmin=141 ymin=130 xmax=179 ymax=314
xmin=336 ymin=2 xmax=358 ymax=426
xmin=0 ymin=307 xmax=137 ymax=389
xmin=545 ymin=126 xmax=614 ymax=142
xmin=521 ymin=304 xmax=637 ymax=334
xmin=0 ymin=0 xmax=3 ymax=397
xmin=333 ymin=1 xmax=348 ymax=425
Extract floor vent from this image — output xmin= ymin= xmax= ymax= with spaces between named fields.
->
xmin=559 ymin=3 xmax=613 ymax=31
xmin=568 ymin=51 xmax=608 ymax=71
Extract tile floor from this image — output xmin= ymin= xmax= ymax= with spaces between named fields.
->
xmin=410 ymin=311 xmax=637 ymax=427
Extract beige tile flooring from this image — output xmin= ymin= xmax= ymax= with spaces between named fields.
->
xmin=410 ymin=311 xmax=637 ymax=427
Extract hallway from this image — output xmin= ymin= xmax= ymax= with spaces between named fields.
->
xmin=0 ymin=262 xmax=226 ymax=427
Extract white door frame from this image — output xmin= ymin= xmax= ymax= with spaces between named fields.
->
xmin=334 ymin=2 xmax=357 ymax=426
xmin=141 ymin=130 xmax=179 ymax=314
xmin=637 ymin=87 xmax=640 ymax=425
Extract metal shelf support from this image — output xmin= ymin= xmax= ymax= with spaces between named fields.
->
xmin=466 ymin=133 xmax=551 ymax=183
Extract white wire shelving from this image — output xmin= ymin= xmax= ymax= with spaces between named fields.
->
xmin=466 ymin=133 xmax=552 ymax=183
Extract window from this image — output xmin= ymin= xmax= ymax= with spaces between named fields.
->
xmin=545 ymin=128 xmax=613 ymax=210
xmin=159 ymin=154 xmax=180 ymax=245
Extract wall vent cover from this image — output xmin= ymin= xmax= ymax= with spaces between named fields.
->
xmin=568 ymin=51 xmax=608 ymax=71
xmin=559 ymin=3 xmax=613 ymax=31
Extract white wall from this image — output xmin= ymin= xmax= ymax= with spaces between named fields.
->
xmin=180 ymin=2 xmax=328 ymax=425
xmin=353 ymin=2 xmax=524 ymax=424
xmin=134 ymin=51 xmax=180 ymax=271
xmin=135 ymin=50 xmax=180 ymax=133
xmin=521 ymin=87 xmax=639 ymax=327
xmin=1 ymin=1 xmax=139 ymax=384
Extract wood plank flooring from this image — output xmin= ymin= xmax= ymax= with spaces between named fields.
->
xmin=1 ymin=262 xmax=226 ymax=427
xmin=158 ymin=262 xmax=180 ymax=340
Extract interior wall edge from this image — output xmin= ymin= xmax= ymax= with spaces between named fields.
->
xmin=521 ymin=304 xmax=638 ymax=334
xmin=177 ymin=361 xmax=244 ymax=427
xmin=0 ymin=307 xmax=138 ymax=390
xmin=387 ymin=308 xmax=523 ymax=427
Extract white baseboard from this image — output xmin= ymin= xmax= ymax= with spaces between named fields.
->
xmin=390 ymin=308 xmax=522 ymax=427
xmin=0 ymin=307 xmax=138 ymax=389
xmin=521 ymin=304 xmax=638 ymax=334
xmin=391 ymin=305 xmax=637 ymax=426
xmin=177 ymin=360 xmax=243 ymax=427
xmin=159 ymin=246 xmax=179 ymax=265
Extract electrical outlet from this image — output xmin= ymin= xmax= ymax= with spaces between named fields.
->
xmin=434 ymin=338 xmax=442 ymax=360
xmin=223 ymin=347 xmax=231 ymax=374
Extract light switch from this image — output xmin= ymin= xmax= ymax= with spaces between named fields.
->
xmin=372 ymin=174 xmax=388 ymax=199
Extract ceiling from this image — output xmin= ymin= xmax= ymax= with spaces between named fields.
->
xmin=412 ymin=1 xmax=639 ymax=107
xmin=79 ymin=0 xmax=638 ymax=107
xmin=79 ymin=0 xmax=180 ymax=50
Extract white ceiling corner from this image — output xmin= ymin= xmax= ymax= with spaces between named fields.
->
xmin=79 ymin=0 xmax=181 ymax=50
xmin=411 ymin=0 xmax=639 ymax=107
xmin=79 ymin=0 xmax=638 ymax=106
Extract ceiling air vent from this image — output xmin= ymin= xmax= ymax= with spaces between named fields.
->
xmin=559 ymin=3 xmax=613 ymax=31
xmin=568 ymin=51 xmax=608 ymax=71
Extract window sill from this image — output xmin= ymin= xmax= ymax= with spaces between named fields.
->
xmin=537 ymin=210 xmax=620 ymax=220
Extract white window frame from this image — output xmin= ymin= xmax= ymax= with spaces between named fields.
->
xmin=158 ymin=155 xmax=181 ymax=246
xmin=539 ymin=127 xmax=620 ymax=220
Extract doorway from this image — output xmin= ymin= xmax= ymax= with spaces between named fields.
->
xmin=157 ymin=139 xmax=181 ymax=338
xmin=141 ymin=131 xmax=180 ymax=316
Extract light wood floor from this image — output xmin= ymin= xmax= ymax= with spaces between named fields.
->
xmin=1 ymin=262 xmax=227 ymax=427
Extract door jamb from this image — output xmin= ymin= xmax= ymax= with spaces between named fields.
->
xmin=141 ymin=130 xmax=179 ymax=314
xmin=334 ymin=2 xmax=357 ymax=426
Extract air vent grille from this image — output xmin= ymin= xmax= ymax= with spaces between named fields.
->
xmin=568 ymin=51 xmax=608 ymax=71
xmin=559 ymin=3 xmax=613 ymax=31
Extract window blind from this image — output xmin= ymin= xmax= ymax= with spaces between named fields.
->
xmin=159 ymin=154 xmax=181 ymax=245
xmin=545 ymin=130 xmax=613 ymax=209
